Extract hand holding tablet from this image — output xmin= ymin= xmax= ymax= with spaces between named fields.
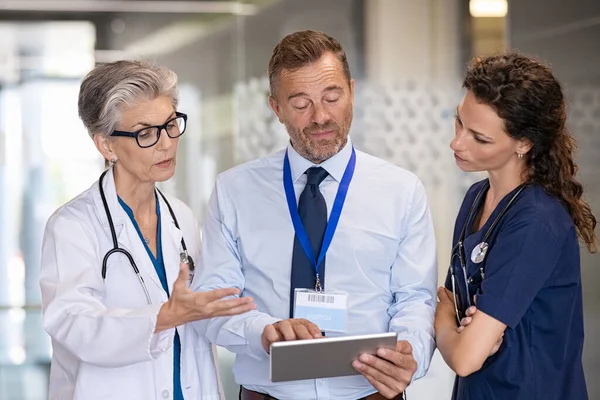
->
xmin=261 ymin=318 xmax=323 ymax=353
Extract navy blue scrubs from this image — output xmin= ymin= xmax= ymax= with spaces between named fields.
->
xmin=119 ymin=194 xmax=184 ymax=400
xmin=445 ymin=179 xmax=587 ymax=400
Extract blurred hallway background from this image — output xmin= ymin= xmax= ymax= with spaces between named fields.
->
xmin=0 ymin=1 xmax=598 ymax=399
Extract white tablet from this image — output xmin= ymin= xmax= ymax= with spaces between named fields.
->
xmin=270 ymin=332 xmax=397 ymax=382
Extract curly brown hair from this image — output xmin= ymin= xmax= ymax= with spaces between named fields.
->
xmin=464 ymin=52 xmax=597 ymax=253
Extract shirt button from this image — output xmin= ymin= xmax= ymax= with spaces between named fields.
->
xmin=161 ymin=389 xmax=170 ymax=398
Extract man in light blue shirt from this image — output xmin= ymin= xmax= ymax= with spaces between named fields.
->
xmin=193 ymin=30 xmax=437 ymax=400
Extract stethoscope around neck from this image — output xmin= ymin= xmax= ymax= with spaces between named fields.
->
xmin=98 ymin=169 xmax=195 ymax=305
xmin=449 ymin=180 xmax=526 ymax=322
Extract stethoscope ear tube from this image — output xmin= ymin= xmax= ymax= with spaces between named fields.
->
xmin=99 ymin=170 xmax=119 ymax=280
xmin=156 ymin=189 xmax=194 ymax=272
xmin=102 ymin=247 xmax=152 ymax=304
xmin=99 ymin=170 xmax=152 ymax=304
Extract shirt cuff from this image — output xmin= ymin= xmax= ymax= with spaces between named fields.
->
xmin=148 ymin=302 xmax=175 ymax=359
xmin=245 ymin=315 xmax=282 ymax=360
xmin=395 ymin=332 xmax=432 ymax=383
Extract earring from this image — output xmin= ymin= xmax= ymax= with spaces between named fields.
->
xmin=517 ymin=153 xmax=524 ymax=159
xmin=109 ymin=158 xmax=117 ymax=167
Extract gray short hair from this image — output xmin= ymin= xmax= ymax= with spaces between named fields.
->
xmin=78 ymin=60 xmax=179 ymax=138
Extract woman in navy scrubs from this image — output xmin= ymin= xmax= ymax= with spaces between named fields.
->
xmin=435 ymin=52 xmax=597 ymax=400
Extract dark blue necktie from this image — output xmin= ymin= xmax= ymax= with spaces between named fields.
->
xmin=289 ymin=167 xmax=329 ymax=318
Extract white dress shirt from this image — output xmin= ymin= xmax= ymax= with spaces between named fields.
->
xmin=193 ymin=138 xmax=437 ymax=400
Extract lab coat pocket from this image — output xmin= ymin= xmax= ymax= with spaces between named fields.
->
xmin=74 ymin=361 xmax=154 ymax=400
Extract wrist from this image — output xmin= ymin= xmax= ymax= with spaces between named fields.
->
xmin=155 ymin=301 xmax=177 ymax=333
xmin=435 ymin=315 xmax=461 ymax=355
xmin=435 ymin=310 xmax=455 ymax=334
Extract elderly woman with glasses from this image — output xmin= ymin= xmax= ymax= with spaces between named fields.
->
xmin=39 ymin=60 xmax=256 ymax=400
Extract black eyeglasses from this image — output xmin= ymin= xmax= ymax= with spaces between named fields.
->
xmin=112 ymin=112 xmax=187 ymax=148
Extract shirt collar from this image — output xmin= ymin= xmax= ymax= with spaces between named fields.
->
xmin=286 ymin=137 xmax=353 ymax=183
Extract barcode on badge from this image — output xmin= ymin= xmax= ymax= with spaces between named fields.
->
xmin=308 ymin=294 xmax=335 ymax=304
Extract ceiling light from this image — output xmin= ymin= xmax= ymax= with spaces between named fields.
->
xmin=469 ymin=0 xmax=507 ymax=18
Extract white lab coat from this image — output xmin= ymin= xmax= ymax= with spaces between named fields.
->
xmin=39 ymin=167 xmax=223 ymax=400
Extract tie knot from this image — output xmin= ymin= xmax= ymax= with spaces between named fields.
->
xmin=306 ymin=167 xmax=329 ymax=186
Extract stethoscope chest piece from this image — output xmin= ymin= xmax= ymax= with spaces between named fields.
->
xmin=471 ymin=241 xmax=489 ymax=264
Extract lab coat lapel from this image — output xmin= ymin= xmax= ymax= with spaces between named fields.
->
xmin=158 ymin=191 xmax=184 ymax=297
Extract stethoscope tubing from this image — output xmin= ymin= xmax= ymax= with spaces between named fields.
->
xmin=98 ymin=169 xmax=191 ymax=305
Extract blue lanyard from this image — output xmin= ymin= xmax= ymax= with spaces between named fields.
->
xmin=283 ymin=147 xmax=356 ymax=285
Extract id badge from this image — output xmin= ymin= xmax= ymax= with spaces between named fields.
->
xmin=293 ymin=289 xmax=348 ymax=333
